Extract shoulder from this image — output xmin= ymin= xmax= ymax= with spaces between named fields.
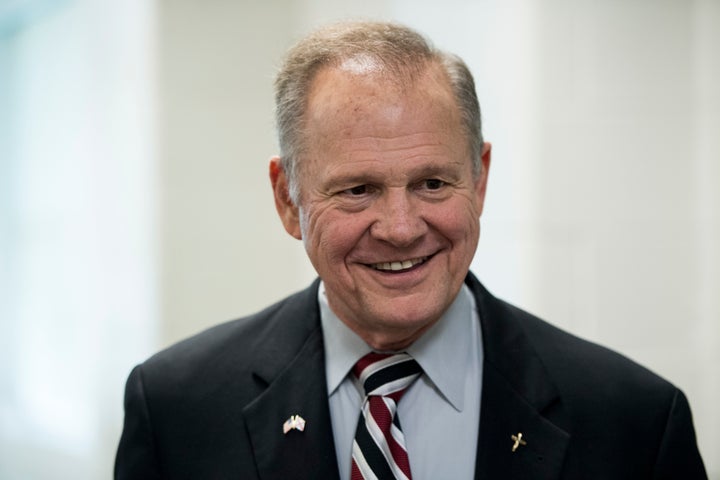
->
xmin=474 ymin=288 xmax=706 ymax=477
xmin=517 ymin=301 xmax=674 ymax=396
xmin=467 ymin=273 xmax=678 ymax=408
xmin=135 ymin=280 xmax=321 ymax=395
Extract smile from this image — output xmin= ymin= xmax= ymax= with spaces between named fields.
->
xmin=369 ymin=256 xmax=428 ymax=272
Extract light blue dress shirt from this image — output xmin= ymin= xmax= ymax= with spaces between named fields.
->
xmin=319 ymin=282 xmax=484 ymax=480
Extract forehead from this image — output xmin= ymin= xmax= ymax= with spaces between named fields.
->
xmin=295 ymin=63 xmax=472 ymax=193
xmin=304 ymin=61 xmax=461 ymax=139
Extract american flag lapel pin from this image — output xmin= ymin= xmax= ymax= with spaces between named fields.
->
xmin=283 ymin=414 xmax=306 ymax=434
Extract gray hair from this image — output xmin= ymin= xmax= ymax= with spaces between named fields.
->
xmin=274 ymin=21 xmax=483 ymax=202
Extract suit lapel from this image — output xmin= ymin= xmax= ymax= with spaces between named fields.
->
xmin=467 ymin=274 xmax=570 ymax=479
xmin=242 ymin=284 xmax=340 ymax=480
xmin=475 ymin=363 xmax=570 ymax=479
xmin=241 ymin=275 xmax=570 ymax=479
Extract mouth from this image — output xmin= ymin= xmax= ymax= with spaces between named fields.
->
xmin=367 ymin=256 xmax=429 ymax=272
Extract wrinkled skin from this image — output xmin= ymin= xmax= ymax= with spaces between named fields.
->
xmin=270 ymin=61 xmax=491 ymax=351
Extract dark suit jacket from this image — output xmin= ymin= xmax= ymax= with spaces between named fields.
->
xmin=115 ymin=273 xmax=707 ymax=479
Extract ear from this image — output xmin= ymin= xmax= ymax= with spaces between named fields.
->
xmin=473 ymin=142 xmax=492 ymax=216
xmin=269 ymin=156 xmax=302 ymax=240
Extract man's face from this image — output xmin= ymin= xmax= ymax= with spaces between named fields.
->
xmin=271 ymin=62 xmax=490 ymax=350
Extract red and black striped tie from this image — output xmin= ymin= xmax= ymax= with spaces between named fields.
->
xmin=351 ymin=352 xmax=422 ymax=480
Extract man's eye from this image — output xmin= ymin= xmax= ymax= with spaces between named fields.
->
xmin=425 ymin=179 xmax=445 ymax=190
xmin=344 ymin=185 xmax=370 ymax=196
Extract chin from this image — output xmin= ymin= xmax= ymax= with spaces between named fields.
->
xmin=375 ymin=304 xmax=443 ymax=331
xmin=365 ymin=314 xmax=439 ymax=351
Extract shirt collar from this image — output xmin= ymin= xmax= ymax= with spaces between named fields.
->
xmin=319 ymin=283 xmax=372 ymax=397
xmin=319 ymin=282 xmax=478 ymax=412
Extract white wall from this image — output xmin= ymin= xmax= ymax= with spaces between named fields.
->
xmin=1 ymin=0 xmax=717 ymax=477
xmin=0 ymin=0 xmax=157 ymax=477
xmin=155 ymin=0 xmax=316 ymax=345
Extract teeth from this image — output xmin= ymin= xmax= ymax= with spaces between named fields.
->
xmin=371 ymin=257 xmax=426 ymax=271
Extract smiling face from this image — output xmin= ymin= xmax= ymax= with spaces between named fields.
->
xmin=270 ymin=61 xmax=491 ymax=350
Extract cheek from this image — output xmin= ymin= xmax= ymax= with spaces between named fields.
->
xmin=304 ymin=209 xmax=371 ymax=261
xmin=427 ymin=202 xmax=481 ymax=241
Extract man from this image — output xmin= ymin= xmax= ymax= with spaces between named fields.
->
xmin=115 ymin=21 xmax=707 ymax=479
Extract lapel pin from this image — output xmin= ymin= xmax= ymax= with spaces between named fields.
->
xmin=511 ymin=432 xmax=527 ymax=452
xmin=283 ymin=414 xmax=306 ymax=434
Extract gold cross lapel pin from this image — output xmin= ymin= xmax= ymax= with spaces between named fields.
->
xmin=283 ymin=414 xmax=306 ymax=434
xmin=511 ymin=432 xmax=527 ymax=452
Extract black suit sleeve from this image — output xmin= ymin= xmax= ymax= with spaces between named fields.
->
xmin=115 ymin=365 xmax=163 ymax=480
xmin=653 ymin=388 xmax=707 ymax=479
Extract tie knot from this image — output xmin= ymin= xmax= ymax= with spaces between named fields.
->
xmin=353 ymin=352 xmax=422 ymax=401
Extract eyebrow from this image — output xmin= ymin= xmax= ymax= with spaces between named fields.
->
xmin=321 ymin=173 xmax=381 ymax=191
xmin=322 ymin=161 xmax=464 ymax=190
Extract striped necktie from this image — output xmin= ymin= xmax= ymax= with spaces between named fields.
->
xmin=351 ymin=352 xmax=422 ymax=480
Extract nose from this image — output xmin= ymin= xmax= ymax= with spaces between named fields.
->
xmin=370 ymin=188 xmax=427 ymax=247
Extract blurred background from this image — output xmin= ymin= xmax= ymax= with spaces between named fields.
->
xmin=0 ymin=0 xmax=718 ymax=477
